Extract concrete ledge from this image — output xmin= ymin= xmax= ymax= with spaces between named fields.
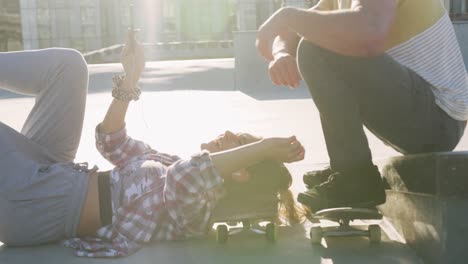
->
xmin=380 ymin=151 xmax=468 ymax=197
xmin=380 ymin=191 xmax=468 ymax=264
xmin=378 ymin=152 xmax=468 ymax=264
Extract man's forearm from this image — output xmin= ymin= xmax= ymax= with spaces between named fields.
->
xmin=272 ymin=31 xmax=300 ymax=57
xmin=271 ymin=1 xmax=324 ymax=57
xmin=281 ymin=2 xmax=396 ymax=57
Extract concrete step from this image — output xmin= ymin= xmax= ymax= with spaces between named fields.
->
xmin=377 ymin=151 xmax=468 ymax=264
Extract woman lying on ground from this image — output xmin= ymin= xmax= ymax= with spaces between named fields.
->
xmin=0 ymin=30 xmax=305 ymax=258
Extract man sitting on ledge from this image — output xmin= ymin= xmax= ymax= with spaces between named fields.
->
xmin=256 ymin=0 xmax=468 ymax=212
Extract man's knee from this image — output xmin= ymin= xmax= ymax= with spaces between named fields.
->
xmin=298 ymin=39 xmax=326 ymax=64
xmin=297 ymin=40 xmax=338 ymax=83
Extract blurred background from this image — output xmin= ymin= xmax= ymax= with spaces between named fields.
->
xmin=0 ymin=0 xmax=466 ymax=62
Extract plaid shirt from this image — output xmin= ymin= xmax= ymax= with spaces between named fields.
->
xmin=64 ymin=126 xmax=225 ymax=258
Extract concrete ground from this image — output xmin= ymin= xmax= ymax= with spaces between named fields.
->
xmin=1 ymin=58 xmax=466 ymax=263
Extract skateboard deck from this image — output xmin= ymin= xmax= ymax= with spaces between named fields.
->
xmin=210 ymin=193 xmax=279 ymax=243
xmin=309 ymin=207 xmax=383 ymax=244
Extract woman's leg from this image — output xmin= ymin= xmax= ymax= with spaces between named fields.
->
xmin=0 ymin=49 xmax=90 ymax=245
xmin=0 ymin=48 xmax=88 ymax=162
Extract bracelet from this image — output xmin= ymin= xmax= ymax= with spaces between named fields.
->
xmin=111 ymin=74 xmax=141 ymax=102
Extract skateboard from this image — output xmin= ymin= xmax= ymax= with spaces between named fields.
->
xmin=209 ymin=193 xmax=279 ymax=243
xmin=309 ymin=207 xmax=383 ymax=244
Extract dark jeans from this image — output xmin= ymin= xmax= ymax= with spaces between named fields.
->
xmin=297 ymin=40 xmax=467 ymax=172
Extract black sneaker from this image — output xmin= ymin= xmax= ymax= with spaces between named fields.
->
xmin=297 ymin=165 xmax=386 ymax=213
xmin=303 ymin=167 xmax=334 ymax=189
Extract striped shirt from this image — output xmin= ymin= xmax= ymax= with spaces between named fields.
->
xmin=322 ymin=0 xmax=468 ymax=121
xmin=387 ymin=14 xmax=468 ymax=121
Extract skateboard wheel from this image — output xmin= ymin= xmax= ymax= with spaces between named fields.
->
xmin=216 ymin=224 xmax=229 ymax=244
xmin=368 ymin=224 xmax=381 ymax=243
xmin=310 ymin=226 xmax=322 ymax=245
xmin=265 ymin=223 xmax=278 ymax=242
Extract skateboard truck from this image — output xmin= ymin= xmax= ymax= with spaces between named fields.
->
xmin=309 ymin=207 xmax=383 ymax=244
xmin=210 ymin=195 xmax=279 ymax=244
xmin=215 ymin=220 xmax=277 ymax=244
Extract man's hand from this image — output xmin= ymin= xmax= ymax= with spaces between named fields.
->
xmin=268 ymin=52 xmax=302 ymax=88
xmin=120 ymin=29 xmax=145 ymax=88
xmin=256 ymin=7 xmax=290 ymax=61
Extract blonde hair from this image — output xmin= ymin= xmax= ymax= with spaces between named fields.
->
xmin=224 ymin=160 xmax=307 ymax=225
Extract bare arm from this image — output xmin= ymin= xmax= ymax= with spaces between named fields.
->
xmin=98 ymin=30 xmax=145 ymax=134
xmin=258 ymin=0 xmax=397 ymax=59
xmin=265 ymin=0 xmax=334 ymax=88
xmin=99 ymin=99 xmax=130 ymax=134
xmin=283 ymin=0 xmax=396 ymax=56
xmin=210 ymin=137 xmax=304 ymax=179
xmin=272 ymin=30 xmax=300 ymax=58
xmin=272 ymin=0 xmax=330 ymax=57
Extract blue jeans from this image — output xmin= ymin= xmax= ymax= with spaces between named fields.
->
xmin=0 ymin=48 xmax=89 ymax=245
xmin=297 ymin=40 xmax=466 ymax=172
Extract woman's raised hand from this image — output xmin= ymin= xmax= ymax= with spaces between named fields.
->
xmin=264 ymin=136 xmax=305 ymax=163
xmin=120 ymin=29 xmax=145 ymax=89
